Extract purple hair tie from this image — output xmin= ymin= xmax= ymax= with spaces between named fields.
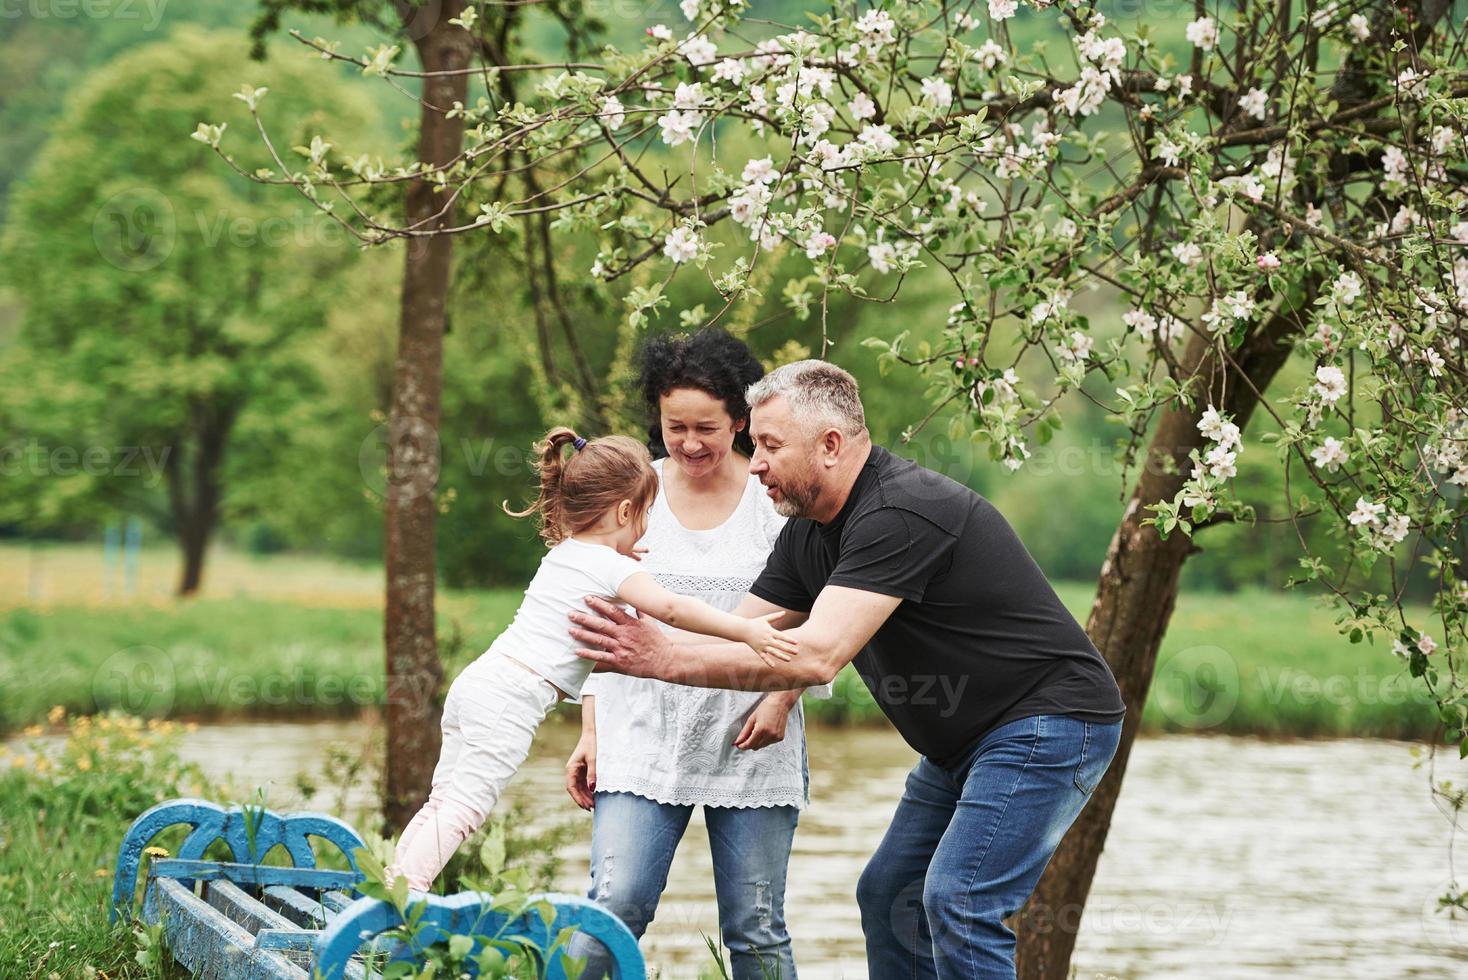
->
xmin=573 ymin=436 xmax=587 ymax=451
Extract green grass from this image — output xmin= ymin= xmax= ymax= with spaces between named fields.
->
xmin=0 ymin=543 xmax=1439 ymax=740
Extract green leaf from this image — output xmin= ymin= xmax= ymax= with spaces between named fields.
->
xmin=480 ymin=822 xmax=507 ymax=878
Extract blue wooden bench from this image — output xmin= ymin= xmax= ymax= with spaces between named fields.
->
xmin=112 ymin=797 xmax=645 ymax=978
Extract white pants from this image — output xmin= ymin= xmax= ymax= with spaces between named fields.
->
xmin=389 ymin=655 xmax=560 ymax=891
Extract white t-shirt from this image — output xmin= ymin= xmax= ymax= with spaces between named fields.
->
xmin=462 ymin=537 xmax=644 ymax=700
xmin=581 ymin=458 xmax=829 ymax=809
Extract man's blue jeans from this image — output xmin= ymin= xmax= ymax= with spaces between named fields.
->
xmin=857 ymin=713 xmax=1122 ymax=979
xmin=569 ymin=791 xmax=800 ymax=980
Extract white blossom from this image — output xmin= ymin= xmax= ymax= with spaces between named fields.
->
xmin=1334 ymin=271 xmax=1363 ymax=304
xmin=1172 ymin=242 xmax=1202 ymax=266
xmin=599 ymin=96 xmax=625 ymax=130
xmin=742 ymin=156 xmax=778 ymax=184
xmin=663 ymin=225 xmax=702 ymax=263
xmin=1240 ymin=87 xmax=1269 ymax=120
xmin=1313 ymin=364 xmax=1348 ymax=404
xmin=989 ymin=0 xmax=1018 ymax=21
xmin=857 ymin=123 xmax=899 ymax=157
xmin=974 ymin=40 xmax=1007 ymax=70
xmin=673 ymin=82 xmax=706 ymax=110
xmin=1382 ymin=512 xmax=1410 ymax=545
xmin=805 ymin=231 xmax=837 ymax=259
xmin=1205 ymin=445 xmax=1238 ymax=479
xmin=1186 ymin=17 xmax=1218 ymax=50
xmin=1348 ymin=497 xmax=1385 ymax=526
xmin=658 ymin=109 xmax=701 ymax=146
xmin=681 ymin=33 xmax=718 ymax=66
xmin=921 ymin=76 xmax=954 ymax=109
xmin=1310 ymin=437 xmax=1349 ymax=472
xmin=713 ymin=58 xmax=746 ymax=85
xmin=868 ymin=240 xmax=897 ymax=273
xmin=1057 ymin=330 xmax=1094 ymax=362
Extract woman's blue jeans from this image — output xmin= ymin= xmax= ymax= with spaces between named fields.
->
xmin=856 ymin=713 xmax=1122 ymax=979
xmin=569 ymin=791 xmax=800 ymax=980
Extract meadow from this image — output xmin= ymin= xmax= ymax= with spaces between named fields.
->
xmin=0 ymin=542 xmax=1440 ymax=742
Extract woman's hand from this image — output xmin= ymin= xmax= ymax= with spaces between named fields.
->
xmin=734 ymin=690 xmax=800 ymax=751
xmin=565 ymin=730 xmax=597 ymax=810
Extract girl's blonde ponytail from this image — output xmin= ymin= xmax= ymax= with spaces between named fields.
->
xmin=504 ymin=428 xmax=656 ymax=546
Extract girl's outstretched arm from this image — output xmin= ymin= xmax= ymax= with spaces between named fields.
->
xmin=615 ymin=572 xmax=799 ymax=660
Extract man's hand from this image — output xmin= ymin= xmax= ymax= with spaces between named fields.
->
xmin=570 ymin=596 xmax=675 ymax=678
xmin=734 ymin=690 xmax=799 ymax=751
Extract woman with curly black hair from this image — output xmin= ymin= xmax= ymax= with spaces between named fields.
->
xmin=566 ymin=327 xmax=826 ymax=979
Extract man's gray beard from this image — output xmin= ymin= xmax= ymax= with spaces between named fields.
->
xmin=772 ymin=480 xmax=819 ymax=519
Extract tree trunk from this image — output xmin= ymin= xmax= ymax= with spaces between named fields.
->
xmin=382 ymin=0 xmax=472 ymax=833
xmin=1016 ymin=298 xmax=1310 ymax=976
xmin=1016 ymin=2 xmax=1456 ymax=967
xmin=167 ymin=400 xmax=237 ymax=597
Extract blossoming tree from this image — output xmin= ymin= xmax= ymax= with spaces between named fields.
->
xmin=202 ymin=0 xmax=1468 ymax=972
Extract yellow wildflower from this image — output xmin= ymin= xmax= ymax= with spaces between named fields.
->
xmin=10 ymin=756 xmax=25 ymax=769
xmin=22 ymin=725 xmax=42 ymax=738
xmin=94 ymin=869 xmax=110 ymax=878
xmin=34 ymin=757 xmax=50 ymax=773
xmin=77 ymin=756 xmax=93 ymax=772
xmin=142 ymin=846 xmax=169 ymax=858
xmin=47 ymin=706 xmax=65 ymax=726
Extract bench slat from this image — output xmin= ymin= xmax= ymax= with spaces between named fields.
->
xmin=320 ymin=890 xmax=354 ymax=913
xmin=147 ymin=878 xmax=309 ymax=980
xmin=261 ymin=886 xmax=333 ymax=929
xmin=151 ymin=858 xmax=361 ymax=890
xmin=207 ymin=880 xmax=306 ymax=937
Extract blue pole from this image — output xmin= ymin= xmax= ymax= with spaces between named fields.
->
xmin=124 ymin=517 xmax=142 ymax=597
xmin=103 ymin=522 xmax=120 ymax=599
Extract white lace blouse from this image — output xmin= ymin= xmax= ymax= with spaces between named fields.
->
xmin=580 ymin=458 xmax=829 ymax=809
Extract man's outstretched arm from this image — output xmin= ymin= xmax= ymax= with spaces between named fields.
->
xmin=570 ymin=586 xmax=901 ymax=691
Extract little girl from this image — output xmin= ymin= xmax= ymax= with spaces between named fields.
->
xmin=388 ymin=426 xmax=797 ymax=892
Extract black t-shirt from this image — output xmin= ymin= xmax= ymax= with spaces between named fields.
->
xmin=751 ymin=444 xmax=1125 ymax=767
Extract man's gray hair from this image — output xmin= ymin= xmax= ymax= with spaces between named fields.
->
xmin=745 ymin=359 xmax=867 ymax=438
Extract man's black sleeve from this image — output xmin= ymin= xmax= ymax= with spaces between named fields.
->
xmin=749 ymin=521 xmax=815 ymax=612
xmin=825 ymin=508 xmax=954 ymax=602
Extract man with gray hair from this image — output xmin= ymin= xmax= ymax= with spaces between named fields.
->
xmin=571 ymin=359 xmax=1125 ymax=979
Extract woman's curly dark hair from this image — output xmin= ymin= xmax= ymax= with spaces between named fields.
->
xmin=638 ymin=327 xmax=764 ymax=458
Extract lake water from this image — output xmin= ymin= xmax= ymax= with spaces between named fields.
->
xmin=47 ymin=719 xmax=1468 ymax=977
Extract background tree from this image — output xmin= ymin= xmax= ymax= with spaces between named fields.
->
xmin=249 ymin=0 xmax=609 ymax=830
xmin=207 ymin=0 xmax=1468 ymax=972
xmin=0 ymin=26 xmax=376 ymax=596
